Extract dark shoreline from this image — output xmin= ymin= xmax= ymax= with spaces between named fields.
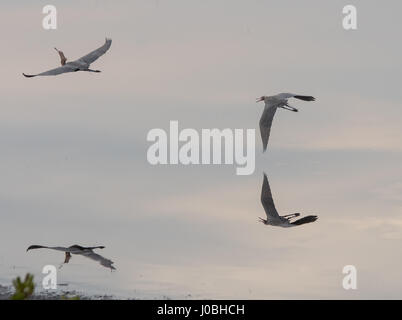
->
xmin=0 ymin=284 xmax=117 ymax=300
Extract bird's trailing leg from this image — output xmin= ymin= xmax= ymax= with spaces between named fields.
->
xmin=58 ymin=252 xmax=71 ymax=269
xmin=64 ymin=252 xmax=71 ymax=263
xmin=54 ymin=48 xmax=67 ymax=66
xmin=281 ymin=104 xmax=298 ymax=112
xmin=86 ymin=69 xmax=101 ymax=73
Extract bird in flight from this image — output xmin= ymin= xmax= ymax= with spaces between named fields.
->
xmin=26 ymin=244 xmax=116 ymax=271
xmin=259 ymin=173 xmax=318 ymax=227
xmin=23 ymin=38 xmax=112 ymax=78
xmin=256 ymin=93 xmax=315 ymax=151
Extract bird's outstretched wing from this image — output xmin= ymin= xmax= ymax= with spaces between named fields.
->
xmin=276 ymin=93 xmax=315 ymax=101
xmin=259 ymin=103 xmax=278 ymax=152
xmin=78 ymin=250 xmax=116 ymax=270
xmin=291 ymin=215 xmax=318 ymax=225
xmin=23 ymin=64 xmax=78 ymax=77
xmin=76 ymin=38 xmax=112 ymax=65
xmin=293 ymin=95 xmax=315 ymax=101
xmin=261 ymin=173 xmax=280 ymax=219
xmin=27 ymin=244 xmax=115 ymax=270
xmin=26 ymin=245 xmax=70 ymax=252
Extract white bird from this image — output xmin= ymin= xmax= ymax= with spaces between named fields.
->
xmin=26 ymin=244 xmax=116 ymax=270
xmin=256 ymin=93 xmax=315 ymax=151
xmin=259 ymin=173 xmax=318 ymax=228
xmin=23 ymin=38 xmax=112 ymax=78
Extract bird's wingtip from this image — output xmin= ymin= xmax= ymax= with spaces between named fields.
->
xmin=26 ymin=245 xmax=43 ymax=251
xmin=23 ymin=73 xmax=35 ymax=78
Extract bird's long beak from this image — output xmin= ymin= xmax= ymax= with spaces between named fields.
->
xmin=256 ymin=97 xmax=264 ymax=103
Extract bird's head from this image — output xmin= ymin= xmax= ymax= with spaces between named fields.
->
xmin=256 ymin=96 xmax=266 ymax=103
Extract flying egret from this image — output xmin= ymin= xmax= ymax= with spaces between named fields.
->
xmin=259 ymin=173 xmax=318 ymax=228
xmin=256 ymin=93 xmax=315 ymax=151
xmin=23 ymin=38 xmax=112 ymax=78
xmin=26 ymin=244 xmax=116 ymax=270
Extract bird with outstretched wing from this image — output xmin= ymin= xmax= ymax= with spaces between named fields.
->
xmin=259 ymin=173 xmax=318 ymax=228
xmin=256 ymin=93 xmax=315 ymax=151
xmin=26 ymin=244 xmax=116 ymax=270
xmin=23 ymin=38 xmax=112 ymax=78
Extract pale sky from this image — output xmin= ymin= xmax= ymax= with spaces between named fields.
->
xmin=0 ymin=0 xmax=401 ymax=299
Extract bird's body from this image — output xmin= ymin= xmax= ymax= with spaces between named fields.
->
xmin=23 ymin=38 xmax=112 ymax=78
xmin=259 ymin=173 xmax=318 ymax=228
xmin=26 ymin=244 xmax=116 ymax=270
xmin=256 ymin=93 xmax=315 ymax=151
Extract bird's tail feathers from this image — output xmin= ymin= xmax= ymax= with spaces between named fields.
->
xmin=291 ymin=215 xmax=318 ymax=225
xmin=294 ymin=95 xmax=315 ymax=101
